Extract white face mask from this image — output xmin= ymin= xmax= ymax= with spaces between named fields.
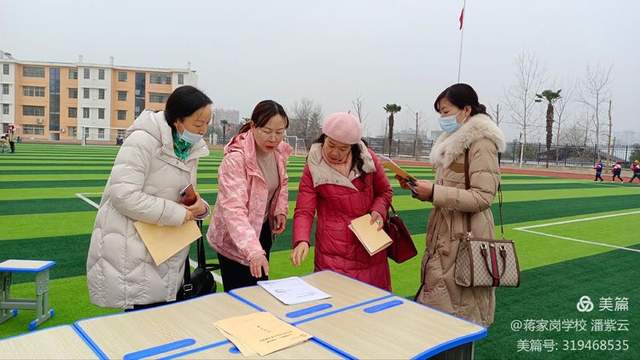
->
xmin=179 ymin=129 xmax=203 ymax=144
xmin=439 ymin=114 xmax=461 ymax=133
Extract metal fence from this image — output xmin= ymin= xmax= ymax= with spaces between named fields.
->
xmin=364 ymin=137 xmax=640 ymax=168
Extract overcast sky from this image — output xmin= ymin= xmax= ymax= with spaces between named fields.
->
xmin=2 ymin=0 xmax=639 ymax=142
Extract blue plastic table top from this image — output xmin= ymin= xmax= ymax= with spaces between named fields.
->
xmin=0 ymin=259 xmax=56 ymax=273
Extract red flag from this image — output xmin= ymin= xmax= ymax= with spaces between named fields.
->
xmin=459 ymin=7 xmax=465 ymax=30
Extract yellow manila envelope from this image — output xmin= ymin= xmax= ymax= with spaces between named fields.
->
xmin=378 ymin=154 xmax=416 ymax=181
xmin=133 ymin=220 xmax=201 ymax=265
xmin=214 ymin=312 xmax=312 ymax=356
xmin=218 ymin=328 xmax=258 ymax=357
xmin=349 ymin=214 xmax=393 ymax=256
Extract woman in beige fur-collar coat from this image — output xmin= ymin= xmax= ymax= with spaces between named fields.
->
xmin=399 ymin=84 xmax=506 ymax=328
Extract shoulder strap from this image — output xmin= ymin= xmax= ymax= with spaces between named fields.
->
xmin=181 ymin=220 xmax=205 ymax=298
xmin=196 ymin=220 xmax=206 ymax=268
xmin=181 ymin=254 xmax=193 ymax=298
xmin=463 ymin=148 xmax=505 ymax=238
xmin=464 ymin=149 xmax=472 ymax=234
xmin=497 ymin=153 xmax=505 ymax=239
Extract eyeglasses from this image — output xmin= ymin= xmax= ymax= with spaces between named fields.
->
xmin=257 ymin=127 xmax=286 ymax=140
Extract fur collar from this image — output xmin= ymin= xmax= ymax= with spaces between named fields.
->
xmin=429 ymin=114 xmax=506 ymax=169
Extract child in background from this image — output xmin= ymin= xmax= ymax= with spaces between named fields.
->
xmin=593 ymin=160 xmax=604 ymax=182
xmin=630 ymin=160 xmax=640 ymax=183
xmin=612 ymin=161 xmax=624 ymax=182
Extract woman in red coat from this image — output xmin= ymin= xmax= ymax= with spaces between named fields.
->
xmin=291 ymin=112 xmax=394 ymax=290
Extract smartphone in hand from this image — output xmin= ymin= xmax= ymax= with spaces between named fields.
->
xmin=179 ymin=184 xmax=197 ymax=206
xmin=407 ymin=181 xmax=419 ymax=196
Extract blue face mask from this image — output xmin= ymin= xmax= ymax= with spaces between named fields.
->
xmin=439 ymin=114 xmax=461 ymax=134
xmin=179 ymin=129 xmax=203 ymax=144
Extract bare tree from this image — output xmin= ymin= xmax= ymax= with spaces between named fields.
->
xmin=505 ymin=51 xmax=546 ymax=167
xmin=292 ymin=98 xmax=323 ymax=148
xmin=490 ymin=103 xmax=502 ymax=126
xmin=562 ymin=115 xmax=594 ymax=163
xmin=351 ymin=96 xmax=368 ymax=123
xmin=553 ymin=80 xmax=575 ymax=161
xmin=562 ymin=119 xmax=588 ymax=147
xmin=578 ymin=64 xmax=613 ymax=160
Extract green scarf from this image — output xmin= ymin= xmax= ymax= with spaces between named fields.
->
xmin=173 ymin=132 xmax=192 ymax=161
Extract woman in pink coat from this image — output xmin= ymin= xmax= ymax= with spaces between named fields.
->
xmin=207 ymin=100 xmax=292 ymax=291
xmin=291 ymin=112 xmax=394 ymax=290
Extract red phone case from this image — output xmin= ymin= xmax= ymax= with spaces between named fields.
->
xmin=180 ymin=184 xmax=197 ymax=206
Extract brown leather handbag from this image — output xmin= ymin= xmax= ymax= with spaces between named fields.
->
xmin=385 ymin=205 xmax=418 ymax=263
xmin=454 ymin=149 xmax=521 ymax=288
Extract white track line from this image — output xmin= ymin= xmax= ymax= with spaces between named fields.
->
xmin=76 ymin=192 xmax=223 ymax=284
xmin=514 ymin=210 xmax=640 ymax=254
xmin=516 ymin=228 xmax=640 ymax=254
xmin=75 ymin=193 xmax=99 ymax=209
xmin=514 ymin=210 xmax=640 ymax=230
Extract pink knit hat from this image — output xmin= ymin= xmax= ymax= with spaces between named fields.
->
xmin=322 ymin=112 xmax=362 ymax=145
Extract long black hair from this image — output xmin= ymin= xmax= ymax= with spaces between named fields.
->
xmin=434 ymin=83 xmax=488 ymax=117
xmin=313 ymin=134 xmax=368 ymax=174
xmin=238 ymin=100 xmax=289 ymax=134
xmin=164 ymin=86 xmax=213 ymax=134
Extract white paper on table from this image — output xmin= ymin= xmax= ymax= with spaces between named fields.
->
xmin=258 ymin=276 xmax=331 ymax=305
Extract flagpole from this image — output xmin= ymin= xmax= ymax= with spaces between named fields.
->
xmin=457 ymin=0 xmax=466 ymax=83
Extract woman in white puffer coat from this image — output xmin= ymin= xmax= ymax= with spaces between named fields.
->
xmin=87 ymin=86 xmax=213 ymax=310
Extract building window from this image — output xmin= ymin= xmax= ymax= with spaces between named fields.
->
xmin=68 ymin=126 xmax=77 ymax=137
xmin=2 ymin=64 xmax=8 ymax=75
xmin=149 ymin=92 xmax=170 ymax=103
xmin=98 ymin=89 xmax=105 ymax=100
xmin=23 ymin=86 xmax=45 ymax=97
xmin=23 ymin=66 xmax=45 ymax=77
xmin=83 ymin=107 xmax=90 ymax=118
xmin=98 ymin=128 xmax=105 ymax=139
xmin=98 ymin=69 xmax=105 ymax=80
xmin=68 ymin=88 xmax=78 ymax=99
xmin=69 ymin=69 xmax=78 ymax=79
xmin=98 ymin=108 xmax=105 ymax=119
xmin=68 ymin=107 xmax=77 ymax=118
xmin=118 ymin=71 xmax=128 ymax=82
xmin=178 ymin=73 xmax=184 ymax=85
xmin=23 ymin=105 xmax=45 ymax=116
xmin=117 ymin=91 xmax=127 ymax=101
xmin=1 ymin=84 xmax=8 ymax=95
xmin=2 ymin=104 xmax=9 ymax=115
xmin=117 ymin=110 xmax=127 ymax=120
xmin=150 ymin=73 xmax=172 ymax=85
xmin=84 ymin=68 xmax=90 ymax=79
xmin=23 ymin=124 xmax=44 ymax=135
xmin=83 ymin=88 xmax=90 ymax=99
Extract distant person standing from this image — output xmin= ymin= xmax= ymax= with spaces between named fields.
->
xmin=630 ymin=160 xmax=640 ymax=183
xmin=593 ymin=160 xmax=604 ymax=182
xmin=611 ymin=161 xmax=624 ymax=182
xmin=7 ymin=125 xmax=16 ymax=153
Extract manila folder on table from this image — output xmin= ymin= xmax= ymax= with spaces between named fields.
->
xmin=214 ymin=312 xmax=312 ymax=356
xmin=134 ymin=220 xmax=200 ymax=266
